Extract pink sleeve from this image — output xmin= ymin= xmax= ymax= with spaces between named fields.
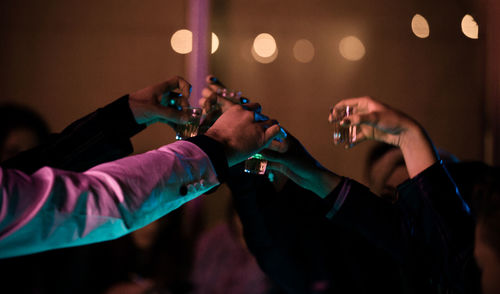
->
xmin=0 ymin=140 xmax=220 ymax=258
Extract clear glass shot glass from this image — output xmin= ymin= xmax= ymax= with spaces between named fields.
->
xmin=244 ymin=153 xmax=268 ymax=175
xmin=332 ymin=105 xmax=357 ymax=146
xmin=175 ymin=107 xmax=202 ymax=140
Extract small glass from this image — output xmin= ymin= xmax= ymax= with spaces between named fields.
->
xmin=175 ymin=107 xmax=202 ymax=140
xmin=332 ymin=105 xmax=357 ymax=146
xmin=244 ymin=153 xmax=268 ymax=175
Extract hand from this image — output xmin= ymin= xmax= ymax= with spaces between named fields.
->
xmin=128 ymin=76 xmax=192 ymax=126
xmin=199 ymin=75 xmax=244 ymax=114
xmin=198 ymin=75 xmax=250 ymax=133
xmin=204 ymin=103 xmax=284 ymax=167
xmin=329 ymin=96 xmax=423 ymax=148
xmin=261 ymin=131 xmax=341 ymax=198
xmin=329 ymin=96 xmax=438 ymax=177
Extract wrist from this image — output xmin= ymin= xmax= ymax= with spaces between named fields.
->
xmin=311 ymin=168 xmax=342 ymax=199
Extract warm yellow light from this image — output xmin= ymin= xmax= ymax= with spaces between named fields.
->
xmin=461 ymin=14 xmax=479 ymax=39
xmin=411 ymin=14 xmax=430 ymax=38
xmin=293 ymin=39 xmax=315 ymax=63
xmin=171 ymin=29 xmax=192 ymax=54
xmin=339 ymin=36 xmax=365 ymax=61
xmin=253 ymin=33 xmax=277 ymax=58
xmin=171 ymin=30 xmax=220 ymax=54
xmin=211 ymin=32 xmax=220 ymax=53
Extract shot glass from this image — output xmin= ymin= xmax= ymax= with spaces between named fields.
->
xmin=244 ymin=153 xmax=268 ymax=175
xmin=175 ymin=107 xmax=202 ymax=140
xmin=332 ymin=105 xmax=357 ymax=146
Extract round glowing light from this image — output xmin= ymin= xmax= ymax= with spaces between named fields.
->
xmin=338 ymin=36 xmax=366 ymax=61
xmin=171 ymin=30 xmax=220 ymax=54
xmin=461 ymin=14 xmax=479 ymax=39
xmin=293 ymin=39 xmax=315 ymax=63
xmin=253 ymin=33 xmax=277 ymax=58
xmin=411 ymin=14 xmax=430 ymax=38
xmin=171 ymin=29 xmax=192 ymax=54
xmin=211 ymin=32 xmax=220 ymax=53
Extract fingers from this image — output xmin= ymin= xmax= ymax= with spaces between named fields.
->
xmin=266 ymin=137 xmax=289 ymax=153
xmin=341 ymin=112 xmax=380 ymax=127
xmin=242 ymin=102 xmax=262 ymax=113
xmin=175 ymin=76 xmax=192 ymax=98
xmin=344 ymin=132 xmax=367 ymax=149
xmin=206 ymin=75 xmax=226 ymax=88
xmin=333 ymin=97 xmax=368 ymax=109
xmin=263 ymin=124 xmax=283 ymax=146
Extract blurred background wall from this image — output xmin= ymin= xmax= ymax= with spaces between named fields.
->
xmin=0 ymin=0 xmax=491 ymax=229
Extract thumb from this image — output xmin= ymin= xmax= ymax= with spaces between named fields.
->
xmin=263 ymin=125 xmax=286 ymax=147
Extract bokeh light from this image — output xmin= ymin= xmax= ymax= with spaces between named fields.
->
xmin=170 ymin=29 xmax=220 ymax=54
xmin=461 ymin=14 xmax=479 ymax=39
xmin=253 ymin=33 xmax=277 ymax=58
xmin=411 ymin=14 xmax=430 ymax=38
xmin=171 ymin=29 xmax=192 ymax=54
xmin=293 ymin=39 xmax=315 ymax=63
xmin=338 ymin=36 xmax=366 ymax=61
xmin=211 ymin=32 xmax=220 ymax=53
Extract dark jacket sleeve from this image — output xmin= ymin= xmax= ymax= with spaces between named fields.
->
xmin=0 ymin=95 xmax=146 ymax=173
xmin=397 ymin=161 xmax=477 ymax=293
xmin=323 ymin=161 xmax=477 ymax=293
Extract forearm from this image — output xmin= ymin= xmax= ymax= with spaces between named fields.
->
xmin=399 ymin=122 xmax=438 ymax=178
xmin=0 ymin=140 xmax=221 ymax=258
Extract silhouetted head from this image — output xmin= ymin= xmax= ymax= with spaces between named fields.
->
xmin=0 ymin=104 xmax=49 ymax=161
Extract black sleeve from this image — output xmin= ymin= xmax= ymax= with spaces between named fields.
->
xmin=1 ymin=95 xmax=146 ymax=173
xmin=185 ymin=135 xmax=229 ymax=184
xmin=397 ymin=160 xmax=477 ymax=293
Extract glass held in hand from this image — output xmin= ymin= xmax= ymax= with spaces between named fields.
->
xmin=244 ymin=153 xmax=268 ymax=175
xmin=175 ymin=107 xmax=202 ymax=140
xmin=332 ymin=105 xmax=357 ymax=146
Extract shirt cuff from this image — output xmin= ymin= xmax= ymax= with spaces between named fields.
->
xmin=185 ymin=135 xmax=229 ymax=183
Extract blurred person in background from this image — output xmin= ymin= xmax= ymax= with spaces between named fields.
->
xmin=0 ymin=103 xmax=50 ymax=162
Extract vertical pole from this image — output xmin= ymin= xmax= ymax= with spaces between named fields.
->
xmin=183 ymin=0 xmax=211 ymax=237
xmin=187 ymin=0 xmax=211 ymax=107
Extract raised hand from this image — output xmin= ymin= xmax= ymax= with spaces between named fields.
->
xmin=204 ymin=103 xmax=284 ymax=167
xmin=128 ymin=76 xmax=192 ymax=126
xmin=329 ymin=96 xmax=438 ymax=177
